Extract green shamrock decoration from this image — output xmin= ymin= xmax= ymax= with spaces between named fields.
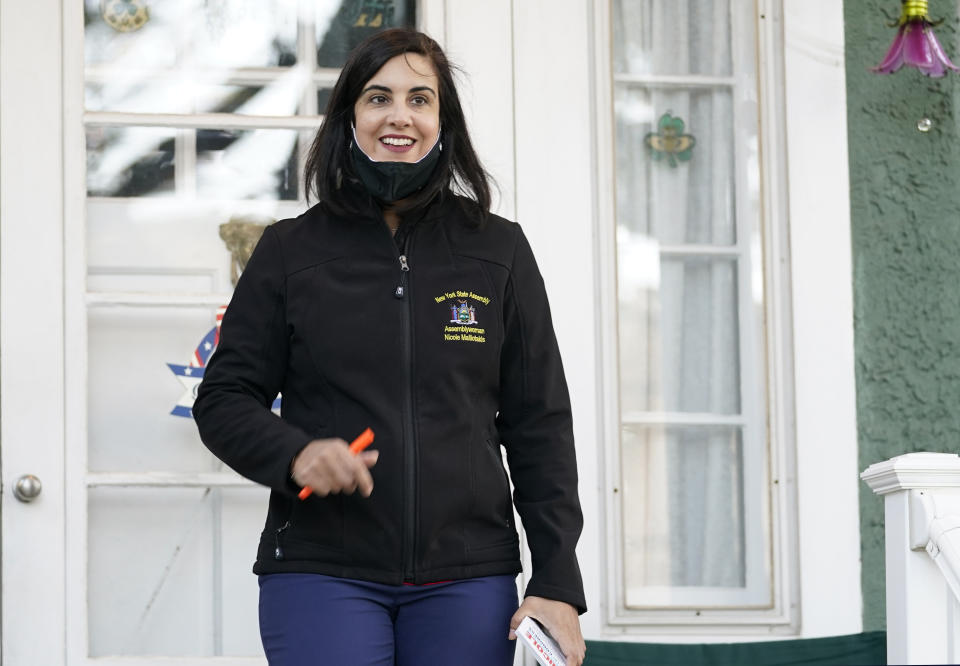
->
xmin=645 ymin=112 xmax=696 ymax=168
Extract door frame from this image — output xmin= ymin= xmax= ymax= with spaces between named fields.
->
xmin=0 ymin=0 xmax=68 ymax=662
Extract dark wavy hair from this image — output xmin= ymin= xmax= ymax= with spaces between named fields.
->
xmin=304 ymin=29 xmax=492 ymax=220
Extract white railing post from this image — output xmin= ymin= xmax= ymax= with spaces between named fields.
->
xmin=861 ymin=452 xmax=960 ymax=665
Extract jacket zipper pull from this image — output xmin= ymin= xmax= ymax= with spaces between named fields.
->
xmin=395 ymin=254 xmax=410 ymax=299
xmin=274 ymin=520 xmax=290 ymax=560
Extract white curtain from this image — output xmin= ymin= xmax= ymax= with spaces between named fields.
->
xmin=613 ymin=0 xmax=748 ymax=595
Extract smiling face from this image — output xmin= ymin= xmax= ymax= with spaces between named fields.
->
xmin=352 ymin=52 xmax=441 ymax=163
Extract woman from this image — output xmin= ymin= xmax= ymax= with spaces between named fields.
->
xmin=194 ymin=28 xmax=586 ymax=666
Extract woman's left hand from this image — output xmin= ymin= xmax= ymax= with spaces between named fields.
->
xmin=509 ymin=595 xmax=585 ymax=666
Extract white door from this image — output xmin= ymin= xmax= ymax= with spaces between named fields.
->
xmin=1 ymin=0 xmax=443 ymax=663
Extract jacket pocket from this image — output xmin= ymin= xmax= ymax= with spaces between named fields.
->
xmin=486 ymin=438 xmax=514 ymax=529
xmin=274 ymin=494 xmax=345 ymax=560
xmin=465 ymin=438 xmax=517 ymax=555
xmin=272 ymin=426 xmax=344 ymax=560
xmin=274 ymin=422 xmax=344 ymax=560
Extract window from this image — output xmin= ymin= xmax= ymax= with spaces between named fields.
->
xmin=84 ymin=0 xmax=416 ymax=202
xmin=600 ymin=0 xmax=793 ymax=625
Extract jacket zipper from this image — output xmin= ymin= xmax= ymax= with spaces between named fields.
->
xmin=274 ymin=520 xmax=290 ymax=560
xmin=393 ymin=230 xmax=418 ymax=581
xmin=395 ymin=254 xmax=409 ymax=298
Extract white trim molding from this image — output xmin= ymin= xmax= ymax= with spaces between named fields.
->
xmin=862 ymin=453 xmax=960 ymax=496
xmin=782 ymin=0 xmax=861 ymax=639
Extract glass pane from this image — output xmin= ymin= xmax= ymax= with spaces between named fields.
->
xmin=87 ymin=126 xmax=176 ymax=198
xmin=614 ymin=86 xmax=736 ymax=246
xmin=318 ymin=87 xmax=334 ymax=114
xmin=85 ymin=197 xmax=298 ymax=295
xmin=612 ymin=0 xmax=733 ymax=76
xmin=87 ymin=126 xmax=303 ymax=200
xmin=88 ymin=486 xmax=268 ymax=656
xmin=196 ymin=128 xmax=303 ymax=200
xmin=88 ymin=306 xmax=229 ymax=473
xmin=85 ymin=81 xmax=305 ymax=116
xmin=84 ymin=1 xmax=418 ymax=114
xmin=200 ymin=85 xmax=269 ymax=115
xmin=621 ymin=425 xmax=745 ymax=598
xmin=85 ymin=80 xmax=189 ymax=115
xmin=84 ymin=0 xmax=298 ymax=70
xmin=618 ymin=257 xmax=740 ymax=415
xmin=220 ymin=487 xmax=273 ymax=655
xmin=316 ymin=0 xmax=418 ymax=67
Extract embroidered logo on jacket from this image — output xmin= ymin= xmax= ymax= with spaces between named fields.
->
xmin=434 ymin=290 xmax=490 ymax=344
xmin=450 ymin=300 xmax=478 ymax=325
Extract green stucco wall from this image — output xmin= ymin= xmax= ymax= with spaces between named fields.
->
xmin=844 ymin=0 xmax=960 ymax=632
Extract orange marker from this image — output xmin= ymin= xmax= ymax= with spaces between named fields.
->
xmin=298 ymin=428 xmax=375 ymax=500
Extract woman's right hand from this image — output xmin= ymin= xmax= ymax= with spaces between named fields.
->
xmin=290 ymin=438 xmax=379 ymax=497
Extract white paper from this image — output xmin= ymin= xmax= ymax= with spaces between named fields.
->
xmin=516 ymin=616 xmax=567 ymax=666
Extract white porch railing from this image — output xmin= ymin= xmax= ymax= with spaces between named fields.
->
xmin=861 ymin=452 xmax=960 ymax=664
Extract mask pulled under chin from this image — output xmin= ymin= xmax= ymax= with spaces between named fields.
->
xmin=349 ymin=126 xmax=442 ymax=203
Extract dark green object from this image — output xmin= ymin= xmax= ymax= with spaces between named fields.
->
xmin=583 ymin=631 xmax=886 ymax=666
xmin=645 ymin=112 xmax=696 ymax=167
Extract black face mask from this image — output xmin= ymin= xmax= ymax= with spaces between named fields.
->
xmin=349 ymin=125 xmax=442 ymax=203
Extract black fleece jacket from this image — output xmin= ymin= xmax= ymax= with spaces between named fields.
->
xmin=193 ymin=194 xmax=586 ymax=613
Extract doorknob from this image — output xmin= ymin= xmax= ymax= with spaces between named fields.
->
xmin=13 ymin=474 xmax=42 ymax=502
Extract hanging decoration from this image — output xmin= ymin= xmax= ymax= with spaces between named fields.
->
xmin=218 ymin=216 xmax=274 ymax=286
xmin=872 ymin=1 xmax=958 ymax=77
xmin=645 ymin=112 xmax=696 ymax=168
xmin=100 ymin=0 xmax=150 ymax=33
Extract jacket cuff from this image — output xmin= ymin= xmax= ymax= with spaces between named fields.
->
xmin=274 ymin=431 xmax=313 ymax=496
xmin=524 ymin=580 xmax=587 ymax=615
xmin=283 ymin=439 xmax=314 ymax=497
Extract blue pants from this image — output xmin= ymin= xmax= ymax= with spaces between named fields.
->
xmin=258 ymin=573 xmax=518 ymax=665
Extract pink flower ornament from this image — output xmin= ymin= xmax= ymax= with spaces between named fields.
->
xmin=873 ymin=0 xmax=958 ymax=77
